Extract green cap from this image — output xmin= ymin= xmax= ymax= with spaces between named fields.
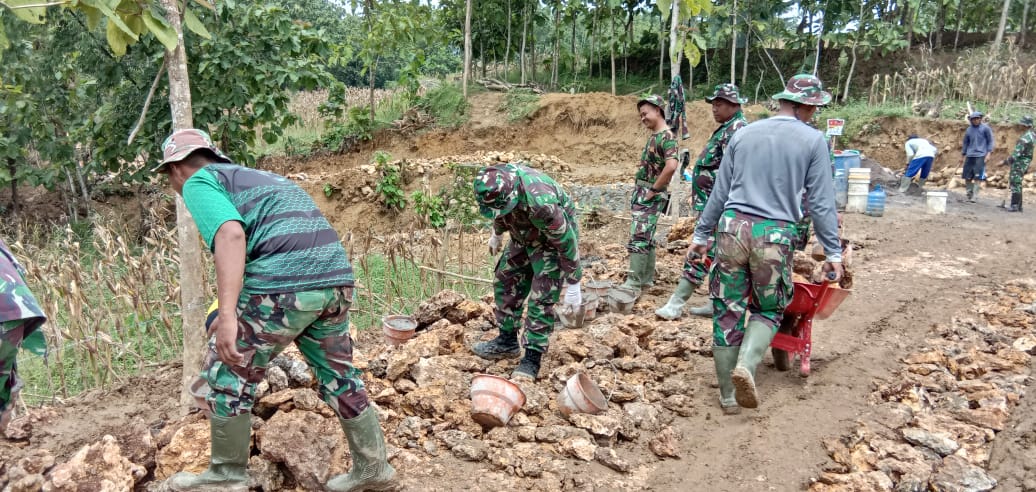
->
xmin=771 ymin=74 xmax=832 ymax=106
xmin=705 ymin=83 xmax=747 ymax=105
xmin=474 ymin=164 xmax=520 ymax=219
xmin=637 ymin=94 xmax=666 ymax=112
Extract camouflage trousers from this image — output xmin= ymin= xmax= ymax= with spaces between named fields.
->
xmin=690 ymin=167 xmax=717 ymax=213
xmin=1009 ymin=160 xmax=1031 ymax=194
xmin=200 ymin=286 xmax=368 ymax=419
xmin=494 ymin=241 xmax=564 ymax=353
xmin=680 ymin=237 xmax=714 ymax=285
xmin=1 ymin=318 xmax=41 ymax=414
xmin=793 ymin=215 xmax=813 ymax=251
xmin=709 ymin=210 xmax=796 ymax=347
xmin=628 ymin=184 xmax=670 ymax=254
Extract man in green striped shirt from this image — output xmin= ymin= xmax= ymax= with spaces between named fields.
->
xmin=156 ymin=129 xmax=394 ymax=492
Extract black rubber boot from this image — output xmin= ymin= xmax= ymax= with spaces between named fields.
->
xmin=511 ymin=349 xmax=543 ymax=381
xmin=471 ymin=330 xmax=521 ymax=360
xmin=1008 ymin=192 xmax=1022 ymax=212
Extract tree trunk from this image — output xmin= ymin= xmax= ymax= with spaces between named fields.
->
xmin=658 ymin=11 xmax=665 ymax=86
xmin=531 ymin=11 xmax=538 ymax=82
xmin=1021 ymin=0 xmax=1031 ymax=45
xmin=741 ymin=21 xmax=750 ymax=88
xmin=995 ymin=0 xmax=1012 ymax=46
xmin=954 ymin=0 xmax=964 ymax=50
xmin=812 ymin=10 xmax=822 ymax=76
xmin=552 ymin=6 xmax=560 ymax=88
xmin=160 ymin=0 xmax=206 ymax=411
xmin=730 ymin=0 xmax=737 ymax=84
xmin=589 ymin=7 xmax=596 ymax=78
xmin=935 ymin=0 xmax=946 ymax=49
xmin=610 ymin=6 xmax=616 ymax=95
xmin=904 ymin=1 xmax=913 ymax=52
xmin=463 ymin=0 xmax=472 ymax=96
xmin=6 ymin=159 xmax=16 ymax=220
xmin=571 ymin=8 xmax=577 ymax=79
xmin=506 ymin=0 xmax=512 ymax=80
xmin=669 ymin=0 xmax=679 ymax=81
xmin=521 ymin=0 xmax=528 ymax=84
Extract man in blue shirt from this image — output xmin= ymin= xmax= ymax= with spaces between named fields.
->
xmin=960 ymin=111 xmax=994 ymax=202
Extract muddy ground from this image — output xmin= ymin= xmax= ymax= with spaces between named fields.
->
xmin=2 ymin=93 xmax=1035 ymax=492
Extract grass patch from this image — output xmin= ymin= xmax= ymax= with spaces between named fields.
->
xmin=416 ymin=83 xmax=470 ymax=128
xmin=822 ymin=101 xmax=914 ymax=144
xmin=502 ymin=89 xmax=540 ymax=122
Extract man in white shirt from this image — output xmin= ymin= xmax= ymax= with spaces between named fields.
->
xmin=899 ymin=134 xmax=938 ymax=193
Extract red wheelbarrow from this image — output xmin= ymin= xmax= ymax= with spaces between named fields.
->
xmin=770 ymin=281 xmax=851 ymax=377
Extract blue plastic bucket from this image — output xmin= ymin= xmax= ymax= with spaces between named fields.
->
xmin=831 ymin=150 xmax=860 ymax=209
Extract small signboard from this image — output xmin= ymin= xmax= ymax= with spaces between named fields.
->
xmin=826 ymin=118 xmax=845 ymax=136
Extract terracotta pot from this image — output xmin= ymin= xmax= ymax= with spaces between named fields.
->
xmin=584 ymin=280 xmax=613 ymax=297
xmin=470 ymin=374 xmax=526 ymax=428
xmin=582 ymin=293 xmax=599 ymax=321
xmin=382 ymin=315 xmax=417 ymax=346
xmin=557 ymin=372 xmax=608 ymax=416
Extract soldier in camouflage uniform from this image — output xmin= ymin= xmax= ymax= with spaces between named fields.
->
xmin=691 ymin=75 xmax=843 ymax=413
xmin=0 ymin=239 xmax=47 ymax=433
xmin=999 ymin=116 xmax=1034 ymax=212
xmin=471 ymin=163 xmax=583 ymax=381
xmin=154 ymin=129 xmax=394 ymax=492
xmin=656 ymin=84 xmax=748 ymax=321
xmin=623 ymin=95 xmax=680 ymax=295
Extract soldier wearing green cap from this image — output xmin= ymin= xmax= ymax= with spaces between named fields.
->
xmin=471 ymin=163 xmax=582 ymax=381
xmin=154 ymin=129 xmax=394 ymax=492
xmin=690 ymin=74 xmax=843 ymax=414
xmin=999 ymin=115 xmax=1034 ymax=212
xmin=656 ymin=83 xmax=748 ymax=321
xmin=623 ymin=95 xmax=679 ymax=296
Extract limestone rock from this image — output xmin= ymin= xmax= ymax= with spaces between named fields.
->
xmin=594 ymin=447 xmax=631 ymax=473
xmin=588 ymin=325 xmax=639 ymax=357
xmin=266 ymin=365 xmax=290 ymax=393
xmin=256 ymin=410 xmax=344 ymax=491
xmin=154 ymin=419 xmax=211 ymax=480
xmin=411 ymin=356 xmax=465 ymax=389
xmin=560 ymin=437 xmax=597 ymax=461
xmin=247 ymin=455 xmax=286 ymax=492
xmin=811 ymin=471 xmax=894 ymax=491
xmin=44 ymin=435 xmax=146 ymax=492
xmin=535 ymin=426 xmax=569 ymax=443
xmin=649 ymin=426 xmax=681 ymax=459
xmin=434 ymin=429 xmax=471 ymax=449
xmin=414 ymin=289 xmax=466 ymax=327
xmin=452 ymin=439 xmax=488 ymax=461
xmin=930 ymin=455 xmax=996 ymax=492
xmin=567 ymin=413 xmax=619 ymax=439
xmin=901 ymin=427 xmax=959 ymax=457
xmin=623 ymin=402 xmax=660 ymax=431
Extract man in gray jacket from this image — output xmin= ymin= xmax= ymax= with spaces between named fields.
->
xmin=690 ymin=74 xmax=843 ymax=413
xmin=960 ymin=111 xmax=994 ymax=202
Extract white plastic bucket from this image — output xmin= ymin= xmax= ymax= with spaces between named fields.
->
xmin=848 ymin=181 xmax=869 ymax=195
xmin=925 ymin=191 xmax=947 ymax=214
xmin=846 ymin=191 xmax=869 ymax=213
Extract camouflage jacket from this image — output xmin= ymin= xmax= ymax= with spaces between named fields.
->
xmin=1008 ymin=129 xmax=1035 ymax=166
xmin=694 ymin=112 xmax=748 ymax=171
xmin=0 ymin=239 xmax=47 ymax=357
xmin=635 ymin=129 xmax=679 ymax=184
xmin=492 ymin=165 xmax=583 ymax=283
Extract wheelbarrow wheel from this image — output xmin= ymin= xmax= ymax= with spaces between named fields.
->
xmin=772 ymin=316 xmax=797 ymax=372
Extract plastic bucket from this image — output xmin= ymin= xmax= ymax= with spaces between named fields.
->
xmin=557 ymin=303 xmax=587 ymax=329
xmin=382 ymin=315 xmax=417 ymax=346
xmin=557 ymin=372 xmax=608 ymax=417
xmin=925 ymin=191 xmax=947 ymax=214
xmin=832 ymin=150 xmax=862 ymax=210
xmin=606 ymin=287 xmax=637 ymax=314
xmin=585 ymin=280 xmax=613 ymax=297
xmin=846 ymin=190 xmax=869 ymax=213
xmin=470 ymin=374 xmax=526 ymax=428
xmin=583 ymin=293 xmax=599 ymax=321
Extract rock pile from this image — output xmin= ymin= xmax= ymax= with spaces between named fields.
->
xmin=810 ymin=281 xmax=1035 ymax=491
xmin=921 ymin=166 xmax=1036 ymax=191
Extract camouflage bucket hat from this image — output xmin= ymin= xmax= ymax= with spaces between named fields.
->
xmin=771 ymin=74 xmax=832 ymax=106
xmin=474 ymin=164 xmax=520 ymax=219
xmin=1019 ymin=115 xmax=1033 ymax=127
xmin=637 ymin=94 xmax=666 ymax=113
xmin=151 ymin=128 xmax=230 ymax=173
xmin=705 ymin=83 xmax=747 ymax=105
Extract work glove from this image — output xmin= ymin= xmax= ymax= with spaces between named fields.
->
xmin=488 ymin=232 xmax=503 ymax=256
xmin=563 ymin=282 xmax=582 ymax=308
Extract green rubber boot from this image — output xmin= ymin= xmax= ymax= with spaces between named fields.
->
xmin=167 ymin=414 xmax=251 ymax=492
xmin=688 ymin=302 xmax=714 ymax=317
xmin=620 ymin=253 xmax=649 ymax=291
xmin=898 ymin=176 xmax=912 ymax=193
xmin=916 ymin=178 xmax=926 ymax=191
xmin=643 ymin=248 xmax=657 ymax=287
xmin=654 ymin=278 xmax=696 ymax=320
xmin=327 ymin=406 xmax=397 ymax=492
xmin=713 ymin=347 xmax=741 ymax=415
xmin=731 ymin=321 xmax=777 ymax=409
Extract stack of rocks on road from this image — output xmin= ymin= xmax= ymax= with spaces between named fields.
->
xmin=810 ymin=281 xmax=1036 ymax=492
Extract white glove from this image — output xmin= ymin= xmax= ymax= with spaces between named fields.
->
xmin=488 ymin=232 xmax=503 ymax=256
xmin=563 ymin=283 xmax=582 ymax=308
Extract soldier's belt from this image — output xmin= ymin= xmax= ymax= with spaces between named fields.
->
xmin=635 ymin=179 xmax=669 ymax=193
